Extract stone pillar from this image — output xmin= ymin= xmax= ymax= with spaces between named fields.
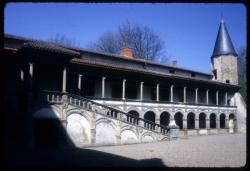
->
xmin=138 ymin=119 xmax=144 ymax=127
xmin=195 ymin=115 xmax=199 ymax=129
xmin=216 ymin=118 xmax=220 ymax=129
xmin=225 ymin=118 xmax=229 ymax=129
xmin=102 ymin=77 xmax=106 ymax=98
xmin=225 ymin=92 xmax=228 ymax=106
xmin=216 ymin=90 xmax=219 ymax=105
xmin=183 ymin=118 xmax=187 ymax=135
xmin=206 ymin=117 xmax=210 ymax=129
xmin=170 ymin=85 xmax=174 ymax=102
xmin=122 ymin=79 xmax=126 ymax=100
xmin=195 ymin=88 xmax=198 ymax=104
xmin=206 ymin=89 xmax=209 ymax=105
xmin=183 ymin=86 xmax=186 ymax=103
xmin=140 ymin=81 xmax=144 ymax=101
xmin=62 ymin=67 xmax=67 ymax=92
xmin=156 ymin=83 xmax=160 ymax=102
xmin=78 ymin=74 xmax=82 ymax=95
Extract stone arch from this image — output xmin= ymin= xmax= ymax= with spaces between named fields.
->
xmin=127 ymin=110 xmax=140 ymax=125
xmin=144 ymin=111 xmax=156 ymax=130
xmin=144 ymin=111 xmax=156 ymax=122
xmin=160 ymin=111 xmax=171 ymax=126
xmin=66 ymin=108 xmax=92 ymax=124
xmin=126 ymin=106 xmax=143 ymax=118
xmin=159 ymin=109 xmax=173 ymax=117
xmin=229 ymin=113 xmax=235 ymax=119
xmin=141 ymin=132 xmax=156 ymax=143
xmin=121 ymin=126 xmax=139 ymax=144
xmin=95 ymin=118 xmax=117 ymax=145
xmin=174 ymin=112 xmax=183 ymax=129
xmin=220 ymin=113 xmax=226 ymax=128
xmin=199 ymin=113 xmax=206 ymax=129
xmin=66 ymin=113 xmax=91 ymax=147
xmin=210 ymin=113 xmax=216 ymax=128
xmin=187 ymin=112 xmax=195 ymax=129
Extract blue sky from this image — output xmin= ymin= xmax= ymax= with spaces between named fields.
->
xmin=4 ymin=3 xmax=246 ymax=73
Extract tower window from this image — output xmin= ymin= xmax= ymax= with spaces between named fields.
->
xmin=169 ymin=69 xmax=175 ymax=74
xmin=213 ymin=69 xmax=217 ymax=80
xmin=226 ymin=80 xmax=230 ymax=83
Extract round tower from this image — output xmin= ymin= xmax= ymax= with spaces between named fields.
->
xmin=211 ymin=19 xmax=238 ymax=85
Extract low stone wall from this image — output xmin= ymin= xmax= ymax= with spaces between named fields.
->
xmin=33 ymin=105 xmax=171 ymax=148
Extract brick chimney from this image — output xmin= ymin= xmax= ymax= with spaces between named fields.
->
xmin=172 ymin=60 xmax=177 ymax=67
xmin=120 ymin=47 xmax=133 ymax=58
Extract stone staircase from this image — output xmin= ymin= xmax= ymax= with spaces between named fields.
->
xmin=39 ymin=90 xmax=179 ymax=147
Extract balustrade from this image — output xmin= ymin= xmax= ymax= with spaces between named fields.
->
xmin=42 ymin=90 xmax=177 ymax=137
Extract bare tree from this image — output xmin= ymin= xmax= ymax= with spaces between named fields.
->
xmin=48 ymin=34 xmax=80 ymax=47
xmin=87 ymin=32 xmax=120 ymax=54
xmin=87 ymin=22 xmax=166 ymax=62
xmin=237 ymin=47 xmax=246 ymax=101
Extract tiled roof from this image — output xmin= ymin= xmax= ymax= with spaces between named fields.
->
xmin=5 ymin=33 xmax=212 ymax=76
xmin=22 ymin=42 xmax=80 ymax=56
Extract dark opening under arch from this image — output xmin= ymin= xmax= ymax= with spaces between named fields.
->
xmin=220 ymin=113 xmax=226 ymax=128
xmin=199 ymin=113 xmax=206 ymax=129
xmin=174 ymin=112 xmax=183 ymax=129
xmin=160 ymin=112 xmax=171 ymax=126
xmin=187 ymin=112 xmax=195 ymax=129
xmin=144 ymin=111 xmax=156 ymax=130
xmin=210 ymin=113 xmax=216 ymax=128
xmin=128 ymin=110 xmax=140 ymax=125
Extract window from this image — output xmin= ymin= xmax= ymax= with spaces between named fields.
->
xmin=226 ymin=80 xmax=230 ymax=83
xmin=169 ymin=69 xmax=175 ymax=74
xmin=191 ymin=72 xmax=196 ymax=77
xmin=213 ymin=69 xmax=217 ymax=80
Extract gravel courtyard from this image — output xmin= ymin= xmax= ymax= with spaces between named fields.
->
xmin=86 ymin=133 xmax=246 ymax=167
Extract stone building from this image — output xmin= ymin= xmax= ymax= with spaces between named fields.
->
xmin=4 ymin=19 xmax=245 ymax=148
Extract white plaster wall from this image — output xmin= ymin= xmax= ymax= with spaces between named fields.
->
xmin=121 ymin=130 xmax=139 ymax=144
xmin=141 ymin=134 xmax=154 ymax=143
xmin=95 ymin=120 xmax=117 ymax=145
xmin=66 ymin=114 xmax=91 ymax=147
xmin=232 ymin=92 xmax=246 ymax=132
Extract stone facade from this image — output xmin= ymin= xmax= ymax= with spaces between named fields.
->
xmin=212 ymin=55 xmax=238 ymax=85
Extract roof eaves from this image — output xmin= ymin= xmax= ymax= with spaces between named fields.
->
xmin=70 ymin=58 xmax=239 ymax=89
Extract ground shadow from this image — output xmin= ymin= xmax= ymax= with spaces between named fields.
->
xmin=4 ymin=106 xmax=166 ymax=168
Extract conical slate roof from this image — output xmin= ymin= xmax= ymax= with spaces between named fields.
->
xmin=211 ymin=19 xmax=237 ymax=58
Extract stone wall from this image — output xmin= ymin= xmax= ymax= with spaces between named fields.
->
xmin=213 ymin=55 xmax=238 ymax=84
